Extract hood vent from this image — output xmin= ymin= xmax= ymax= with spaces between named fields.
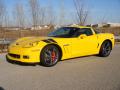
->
xmin=42 ymin=39 xmax=57 ymax=43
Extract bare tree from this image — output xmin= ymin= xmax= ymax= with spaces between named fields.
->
xmin=47 ymin=0 xmax=55 ymax=25
xmin=59 ymin=0 xmax=65 ymax=26
xmin=0 ymin=0 xmax=7 ymax=52
xmin=14 ymin=3 xmax=26 ymax=28
xmin=0 ymin=0 xmax=8 ymax=30
xmin=0 ymin=0 xmax=6 ymax=27
xmin=73 ymin=0 xmax=89 ymax=25
xmin=29 ymin=0 xmax=40 ymax=28
xmin=39 ymin=7 xmax=45 ymax=25
xmin=13 ymin=3 xmax=27 ymax=37
xmin=3 ymin=10 xmax=10 ymax=27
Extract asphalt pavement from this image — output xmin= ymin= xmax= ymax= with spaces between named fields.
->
xmin=0 ymin=45 xmax=120 ymax=90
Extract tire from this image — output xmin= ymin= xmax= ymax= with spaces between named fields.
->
xmin=40 ymin=45 xmax=60 ymax=67
xmin=99 ymin=41 xmax=112 ymax=57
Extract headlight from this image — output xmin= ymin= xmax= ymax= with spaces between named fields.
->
xmin=29 ymin=41 xmax=39 ymax=47
xmin=23 ymin=41 xmax=40 ymax=48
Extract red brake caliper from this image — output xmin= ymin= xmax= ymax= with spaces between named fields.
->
xmin=51 ymin=51 xmax=56 ymax=62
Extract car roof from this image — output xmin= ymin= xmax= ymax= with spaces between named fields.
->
xmin=66 ymin=25 xmax=91 ymax=29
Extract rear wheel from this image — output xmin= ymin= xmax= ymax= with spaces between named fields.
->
xmin=99 ymin=41 xmax=112 ymax=57
xmin=40 ymin=45 xmax=60 ymax=67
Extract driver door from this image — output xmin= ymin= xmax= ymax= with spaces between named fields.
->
xmin=70 ymin=28 xmax=98 ymax=57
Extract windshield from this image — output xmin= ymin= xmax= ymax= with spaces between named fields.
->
xmin=48 ymin=27 xmax=80 ymax=38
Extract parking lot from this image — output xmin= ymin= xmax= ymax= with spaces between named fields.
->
xmin=0 ymin=45 xmax=120 ymax=90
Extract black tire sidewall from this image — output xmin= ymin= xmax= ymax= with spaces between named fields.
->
xmin=40 ymin=45 xmax=60 ymax=67
xmin=99 ymin=41 xmax=112 ymax=57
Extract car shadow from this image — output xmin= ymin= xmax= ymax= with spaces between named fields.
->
xmin=6 ymin=54 xmax=99 ymax=67
xmin=60 ymin=54 xmax=99 ymax=62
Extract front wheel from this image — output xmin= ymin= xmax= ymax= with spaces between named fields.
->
xmin=99 ymin=41 xmax=112 ymax=57
xmin=40 ymin=45 xmax=60 ymax=67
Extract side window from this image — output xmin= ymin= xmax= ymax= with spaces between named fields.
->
xmin=49 ymin=28 xmax=69 ymax=36
xmin=70 ymin=28 xmax=80 ymax=37
xmin=79 ymin=28 xmax=93 ymax=36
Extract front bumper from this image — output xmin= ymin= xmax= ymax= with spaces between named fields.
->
xmin=6 ymin=46 xmax=41 ymax=63
xmin=6 ymin=55 xmax=38 ymax=65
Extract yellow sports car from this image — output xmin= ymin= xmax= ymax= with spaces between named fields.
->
xmin=6 ymin=25 xmax=115 ymax=67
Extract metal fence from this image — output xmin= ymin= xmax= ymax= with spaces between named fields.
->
xmin=0 ymin=39 xmax=15 ymax=53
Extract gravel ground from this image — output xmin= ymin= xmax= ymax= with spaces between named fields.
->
xmin=0 ymin=45 xmax=120 ymax=90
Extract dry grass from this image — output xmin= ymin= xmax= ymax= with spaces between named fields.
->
xmin=0 ymin=27 xmax=120 ymax=39
xmin=95 ymin=27 xmax=120 ymax=36
xmin=0 ymin=27 xmax=120 ymax=53
xmin=0 ymin=28 xmax=53 ymax=52
xmin=0 ymin=29 xmax=53 ymax=39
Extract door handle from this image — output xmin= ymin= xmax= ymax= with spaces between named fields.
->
xmin=63 ymin=44 xmax=70 ymax=46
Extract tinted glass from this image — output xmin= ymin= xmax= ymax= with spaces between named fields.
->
xmin=48 ymin=27 xmax=80 ymax=38
xmin=77 ymin=28 xmax=93 ymax=36
xmin=48 ymin=27 xmax=93 ymax=38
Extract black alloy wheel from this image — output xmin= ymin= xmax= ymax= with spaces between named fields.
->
xmin=99 ymin=41 xmax=112 ymax=57
xmin=40 ymin=45 xmax=60 ymax=67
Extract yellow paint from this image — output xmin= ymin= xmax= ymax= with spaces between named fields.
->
xmin=6 ymin=26 xmax=115 ymax=63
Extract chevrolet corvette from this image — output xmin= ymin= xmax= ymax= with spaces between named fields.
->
xmin=6 ymin=25 xmax=115 ymax=67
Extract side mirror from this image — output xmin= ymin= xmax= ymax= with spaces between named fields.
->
xmin=79 ymin=34 xmax=87 ymax=39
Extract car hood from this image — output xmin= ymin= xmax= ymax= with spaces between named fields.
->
xmin=12 ymin=37 xmax=51 ymax=47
